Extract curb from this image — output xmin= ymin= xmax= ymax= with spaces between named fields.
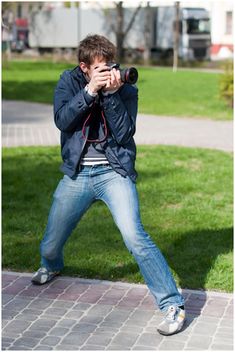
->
xmin=3 ymin=270 xmax=233 ymax=299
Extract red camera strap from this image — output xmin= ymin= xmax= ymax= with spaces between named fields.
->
xmin=82 ymin=104 xmax=108 ymax=143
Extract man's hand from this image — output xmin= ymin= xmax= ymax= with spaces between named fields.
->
xmin=102 ymin=68 xmax=123 ymax=92
xmin=87 ymin=64 xmax=111 ymax=94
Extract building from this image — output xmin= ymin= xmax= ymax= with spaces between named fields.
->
xmin=207 ymin=0 xmax=233 ymax=60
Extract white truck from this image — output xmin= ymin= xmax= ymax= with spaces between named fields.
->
xmin=151 ymin=6 xmax=211 ymax=60
xmin=28 ymin=7 xmax=79 ymax=50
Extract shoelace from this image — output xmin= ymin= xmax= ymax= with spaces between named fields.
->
xmin=165 ymin=306 xmax=177 ymax=321
xmin=40 ymin=267 xmax=48 ymax=273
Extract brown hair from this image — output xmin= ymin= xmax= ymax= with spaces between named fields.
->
xmin=77 ymin=34 xmax=116 ymax=66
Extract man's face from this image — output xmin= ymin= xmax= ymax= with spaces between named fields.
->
xmin=80 ymin=56 xmax=122 ymax=93
xmin=80 ymin=57 xmax=108 ymax=80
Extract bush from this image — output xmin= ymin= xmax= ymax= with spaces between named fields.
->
xmin=220 ymin=61 xmax=234 ymax=108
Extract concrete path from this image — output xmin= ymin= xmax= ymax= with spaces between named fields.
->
xmin=2 ymin=271 xmax=233 ymax=351
xmin=2 ymin=100 xmax=233 ymax=152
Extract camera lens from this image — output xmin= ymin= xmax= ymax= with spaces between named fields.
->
xmin=121 ymin=67 xmax=138 ymax=84
xmin=127 ymin=67 xmax=138 ymax=84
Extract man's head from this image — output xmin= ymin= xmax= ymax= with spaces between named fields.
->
xmin=77 ymin=34 xmax=116 ymax=67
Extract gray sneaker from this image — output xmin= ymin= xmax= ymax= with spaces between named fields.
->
xmin=157 ymin=305 xmax=186 ymax=336
xmin=31 ymin=267 xmax=60 ymax=285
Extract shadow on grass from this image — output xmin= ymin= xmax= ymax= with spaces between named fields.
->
xmin=63 ymin=227 xmax=233 ymax=291
xmin=2 ymin=81 xmax=56 ymax=104
xmin=167 ymin=227 xmax=233 ymax=291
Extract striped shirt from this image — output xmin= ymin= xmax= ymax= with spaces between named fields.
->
xmin=80 ymin=142 xmax=109 ymax=166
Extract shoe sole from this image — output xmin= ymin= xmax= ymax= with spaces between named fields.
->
xmin=31 ymin=272 xmax=60 ymax=285
xmin=157 ymin=319 xmax=186 ymax=336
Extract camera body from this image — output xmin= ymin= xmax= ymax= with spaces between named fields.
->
xmin=106 ymin=63 xmax=138 ymax=85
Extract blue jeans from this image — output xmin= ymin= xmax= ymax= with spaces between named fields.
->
xmin=40 ymin=164 xmax=184 ymax=311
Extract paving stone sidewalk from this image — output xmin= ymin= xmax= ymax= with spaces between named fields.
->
xmin=2 ymin=100 xmax=233 ymax=152
xmin=2 ymin=271 xmax=233 ymax=351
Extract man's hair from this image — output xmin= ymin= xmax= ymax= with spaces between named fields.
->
xmin=77 ymin=34 xmax=116 ymax=65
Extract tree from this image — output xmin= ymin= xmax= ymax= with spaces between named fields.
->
xmin=143 ymin=1 xmax=152 ymax=65
xmin=103 ymin=1 xmax=142 ymax=62
xmin=2 ymin=2 xmax=15 ymax=62
xmin=173 ymin=1 xmax=180 ymax=72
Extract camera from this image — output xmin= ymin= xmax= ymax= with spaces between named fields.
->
xmin=106 ymin=63 xmax=138 ymax=85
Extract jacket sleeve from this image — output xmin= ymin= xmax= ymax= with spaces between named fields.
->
xmin=53 ymin=71 xmax=95 ymax=132
xmin=100 ymin=85 xmax=138 ymax=145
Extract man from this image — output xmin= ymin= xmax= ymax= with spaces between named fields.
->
xmin=32 ymin=34 xmax=185 ymax=335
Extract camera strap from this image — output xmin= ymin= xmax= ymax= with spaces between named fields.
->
xmin=82 ymin=103 xmax=108 ymax=143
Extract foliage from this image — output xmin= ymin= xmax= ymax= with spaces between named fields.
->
xmin=220 ymin=61 xmax=234 ymax=108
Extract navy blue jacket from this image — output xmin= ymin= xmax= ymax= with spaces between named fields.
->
xmin=53 ymin=66 xmax=138 ymax=182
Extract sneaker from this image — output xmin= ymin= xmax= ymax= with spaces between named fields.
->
xmin=157 ymin=305 xmax=186 ymax=336
xmin=31 ymin=267 xmax=60 ymax=285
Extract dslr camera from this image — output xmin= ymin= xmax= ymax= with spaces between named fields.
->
xmin=105 ymin=63 xmax=138 ymax=85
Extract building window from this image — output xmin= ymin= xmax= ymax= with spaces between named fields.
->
xmin=225 ymin=11 xmax=233 ymax=35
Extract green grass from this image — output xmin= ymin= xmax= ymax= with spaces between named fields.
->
xmin=138 ymin=67 xmax=232 ymax=120
xmin=2 ymin=60 xmax=232 ymax=120
xmin=2 ymin=145 xmax=233 ymax=292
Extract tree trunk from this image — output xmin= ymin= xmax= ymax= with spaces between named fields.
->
xmin=143 ymin=2 xmax=152 ymax=65
xmin=116 ymin=2 xmax=124 ymax=62
xmin=102 ymin=1 xmax=142 ymax=63
xmin=173 ymin=1 xmax=180 ymax=72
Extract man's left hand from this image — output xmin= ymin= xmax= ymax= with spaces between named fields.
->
xmin=102 ymin=68 xmax=123 ymax=92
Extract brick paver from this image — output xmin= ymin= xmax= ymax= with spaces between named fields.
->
xmin=2 ymin=271 xmax=233 ymax=350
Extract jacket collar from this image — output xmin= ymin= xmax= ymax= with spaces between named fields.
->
xmin=70 ymin=65 xmax=87 ymax=86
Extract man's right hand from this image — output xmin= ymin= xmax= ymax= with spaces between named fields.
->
xmin=88 ymin=64 xmax=111 ymax=94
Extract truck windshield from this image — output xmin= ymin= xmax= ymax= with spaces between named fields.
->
xmin=186 ymin=19 xmax=210 ymax=34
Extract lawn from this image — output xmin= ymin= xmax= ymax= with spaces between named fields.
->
xmin=2 ymin=145 xmax=233 ymax=292
xmin=2 ymin=60 xmax=232 ymax=120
